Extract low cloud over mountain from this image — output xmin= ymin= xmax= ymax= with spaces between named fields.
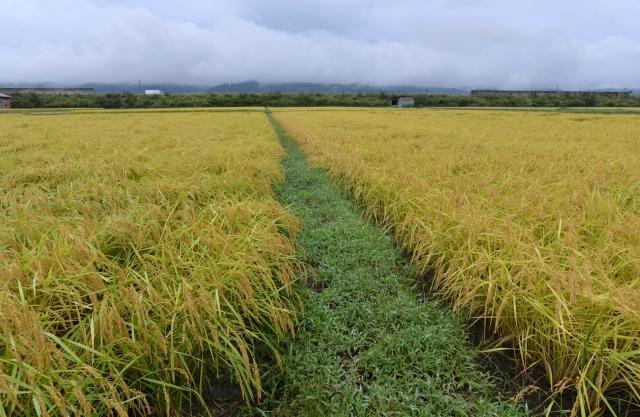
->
xmin=2 ymin=0 xmax=639 ymax=89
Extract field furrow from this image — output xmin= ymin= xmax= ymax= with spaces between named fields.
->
xmin=261 ymin=113 xmax=523 ymax=416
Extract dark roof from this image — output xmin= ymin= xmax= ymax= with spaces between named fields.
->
xmin=0 ymin=93 xmax=11 ymax=98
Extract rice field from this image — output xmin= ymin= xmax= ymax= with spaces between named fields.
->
xmin=0 ymin=111 xmax=300 ymax=416
xmin=2 ymin=106 xmax=639 ymax=417
xmin=273 ymin=108 xmax=640 ymax=416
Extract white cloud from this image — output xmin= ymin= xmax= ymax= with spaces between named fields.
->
xmin=1 ymin=0 xmax=639 ymax=88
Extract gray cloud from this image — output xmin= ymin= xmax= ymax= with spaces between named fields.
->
xmin=1 ymin=0 xmax=639 ymax=88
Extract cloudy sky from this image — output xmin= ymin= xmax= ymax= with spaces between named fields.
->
xmin=2 ymin=0 xmax=639 ymax=89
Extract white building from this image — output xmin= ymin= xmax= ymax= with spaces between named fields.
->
xmin=144 ymin=90 xmax=164 ymax=95
xmin=397 ymin=97 xmax=415 ymax=108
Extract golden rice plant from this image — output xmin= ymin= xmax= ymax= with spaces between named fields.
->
xmin=274 ymin=108 xmax=640 ymax=416
xmin=0 ymin=111 xmax=300 ymax=416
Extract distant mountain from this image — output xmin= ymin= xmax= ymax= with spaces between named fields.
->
xmin=2 ymin=81 xmax=636 ymax=95
xmin=206 ymin=82 xmax=467 ymax=95
xmin=79 ymin=83 xmax=207 ymax=94
xmin=1 ymin=81 xmax=467 ymax=95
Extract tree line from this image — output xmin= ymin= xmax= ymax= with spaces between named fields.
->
xmin=9 ymin=91 xmax=640 ymax=109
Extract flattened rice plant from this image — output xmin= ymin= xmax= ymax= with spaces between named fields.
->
xmin=0 ymin=111 xmax=300 ymax=416
xmin=275 ymin=108 xmax=640 ymax=416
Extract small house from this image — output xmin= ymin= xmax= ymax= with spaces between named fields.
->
xmin=397 ymin=97 xmax=415 ymax=108
xmin=0 ymin=93 xmax=11 ymax=109
xmin=144 ymin=90 xmax=164 ymax=95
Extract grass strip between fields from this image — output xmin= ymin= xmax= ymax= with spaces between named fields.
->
xmin=260 ymin=112 xmax=525 ymax=416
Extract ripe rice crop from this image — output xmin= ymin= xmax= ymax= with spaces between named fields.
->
xmin=274 ymin=108 xmax=640 ymax=416
xmin=0 ymin=111 xmax=300 ymax=416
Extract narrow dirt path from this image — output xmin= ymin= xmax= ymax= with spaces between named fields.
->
xmin=261 ymin=112 xmax=524 ymax=417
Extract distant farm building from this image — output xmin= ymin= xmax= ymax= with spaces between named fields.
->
xmin=144 ymin=90 xmax=164 ymax=95
xmin=470 ymin=89 xmax=633 ymax=98
xmin=0 ymin=88 xmax=95 ymax=96
xmin=392 ymin=97 xmax=415 ymax=108
xmin=0 ymin=93 xmax=11 ymax=109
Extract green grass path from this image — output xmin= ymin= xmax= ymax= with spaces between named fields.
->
xmin=262 ymin=113 xmax=524 ymax=416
